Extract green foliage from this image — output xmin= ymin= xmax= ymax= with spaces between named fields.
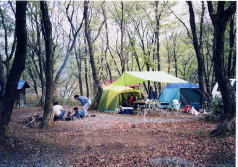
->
xmin=205 ymin=97 xmax=224 ymax=123
xmin=208 ymin=97 xmax=224 ymax=116
xmin=194 ymin=129 xmax=205 ymax=136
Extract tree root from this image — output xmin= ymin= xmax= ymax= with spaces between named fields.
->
xmin=210 ymin=118 xmax=235 ymax=137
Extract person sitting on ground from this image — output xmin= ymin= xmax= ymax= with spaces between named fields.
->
xmin=53 ymin=102 xmax=65 ymax=120
xmin=74 ymin=95 xmax=91 ymax=116
xmin=73 ymin=107 xmax=85 ymax=118
xmin=65 ymin=110 xmax=75 ymax=121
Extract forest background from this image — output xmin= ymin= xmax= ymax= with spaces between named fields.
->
xmin=0 ymin=1 xmax=236 ymax=135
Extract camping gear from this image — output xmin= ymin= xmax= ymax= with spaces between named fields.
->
xmin=170 ymin=99 xmax=181 ymax=111
xmin=98 ymin=86 xmax=143 ymax=112
xmin=189 ymin=106 xmax=199 ymax=115
xmin=23 ymin=114 xmax=42 ymax=128
xmin=110 ymin=71 xmax=187 ymax=86
xmin=119 ymin=107 xmax=134 ymax=114
xmin=184 ymin=105 xmax=191 ymax=112
xmin=159 ymin=83 xmax=202 ymax=110
xmin=158 ymin=102 xmax=170 ymax=109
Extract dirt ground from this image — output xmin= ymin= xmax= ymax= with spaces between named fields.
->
xmin=0 ymin=108 xmax=235 ymax=167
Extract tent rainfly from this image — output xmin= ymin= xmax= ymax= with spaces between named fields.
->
xmin=159 ymin=83 xmax=202 ymax=110
xmin=110 ymin=71 xmax=187 ymax=86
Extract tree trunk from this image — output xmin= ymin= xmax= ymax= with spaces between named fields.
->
xmin=227 ymin=16 xmax=235 ymax=78
xmin=75 ymin=47 xmax=83 ymax=96
xmin=174 ymin=52 xmax=178 ymax=77
xmin=0 ymin=59 xmax=5 ymax=97
xmin=155 ymin=1 xmax=161 ymax=93
xmin=187 ymin=1 xmax=207 ymax=103
xmin=84 ymin=38 xmax=90 ymax=98
xmin=40 ymin=1 xmax=54 ymax=128
xmin=102 ymin=4 xmax=112 ymax=84
xmin=207 ymin=1 xmax=236 ymax=136
xmin=127 ymin=32 xmax=148 ymax=93
xmin=36 ymin=15 xmax=45 ymax=107
xmin=106 ymin=63 xmax=112 ymax=82
xmin=212 ymin=21 xmax=235 ymax=120
xmin=78 ymin=59 xmax=83 ymax=96
xmin=120 ymin=1 xmax=125 ymax=73
xmin=0 ymin=1 xmax=27 ymax=135
xmin=84 ymin=1 xmax=103 ymax=109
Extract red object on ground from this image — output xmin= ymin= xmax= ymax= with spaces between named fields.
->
xmin=184 ymin=105 xmax=191 ymax=112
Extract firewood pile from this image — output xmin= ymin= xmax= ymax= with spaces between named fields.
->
xmin=22 ymin=114 xmax=42 ymax=128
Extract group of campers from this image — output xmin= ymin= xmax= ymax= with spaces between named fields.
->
xmin=53 ymin=95 xmax=91 ymax=121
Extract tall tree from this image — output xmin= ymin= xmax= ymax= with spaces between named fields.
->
xmin=154 ymin=1 xmax=168 ymax=93
xmin=84 ymin=38 xmax=90 ymax=98
xmin=53 ymin=2 xmax=83 ymax=88
xmin=227 ymin=15 xmax=236 ymax=78
xmin=83 ymin=1 xmax=103 ymax=109
xmin=0 ymin=1 xmax=27 ymax=135
xmin=207 ymin=1 xmax=236 ymax=136
xmin=40 ymin=1 xmax=54 ymax=128
xmin=27 ymin=3 xmax=46 ymax=106
xmin=186 ymin=1 xmax=207 ymax=102
xmin=0 ymin=4 xmax=16 ymax=77
xmin=74 ymin=45 xmax=83 ymax=96
xmin=0 ymin=3 xmax=16 ymax=94
xmin=120 ymin=1 xmax=125 ymax=73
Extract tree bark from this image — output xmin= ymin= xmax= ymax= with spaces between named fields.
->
xmin=155 ymin=1 xmax=161 ymax=93
xmin=84 ymin=38 xmax=90 ymax=98
xmin=102 ymin=3 xmax=112 ymax=83
xmin=75 ymin=46 xmax=83 ymax=96
xmin=0 ymin=59 xmax=5 ymax=97
xmin=207 ymin=1 xmax=236 ymax=136
xmin=120 ymin=1 xmax=125 ymax=73
xmin=227 ymin=16 xmax=235 ymax=78
xmin=173 ymin=51 xmax=178 ymax=77
xmin=187 ymin=1 xmax=207 ymax=103
xmin=84 ymin=1 xmax=103 ymax=109
xmin=40 ymin=1 xmax=54 ymax=128
xmin=36 ymin=14 xmax=45 ymax=107
xmin=0 ymin=1 xmax=27 ymax=135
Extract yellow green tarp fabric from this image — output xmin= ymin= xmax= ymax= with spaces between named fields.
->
xmin=98 ymin=86 xmax=142 ymax=112
xmin=110 ymin=71 xmax=187 ymax=86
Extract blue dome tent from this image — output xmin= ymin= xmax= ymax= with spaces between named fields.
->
xmin=159 ymin=83 xmax=202 ymax=110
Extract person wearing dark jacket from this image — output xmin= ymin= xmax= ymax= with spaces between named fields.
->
xmin=148 ymin=86 xmax=157 ymax=100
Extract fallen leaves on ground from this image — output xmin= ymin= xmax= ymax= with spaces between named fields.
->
xmin=0 ymin=108 xmax=235 ymax=167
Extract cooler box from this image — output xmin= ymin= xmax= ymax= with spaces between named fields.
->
xmin=119 ymin=107 xmax=133 ymax=114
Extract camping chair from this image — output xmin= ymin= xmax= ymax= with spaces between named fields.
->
xmin=157 ymin=102 xmax=170 ymax=115
xmin=169 ymin=99 xmax=181 ymax=115
xmin=136 ymin=103 xmax=146 ymax=116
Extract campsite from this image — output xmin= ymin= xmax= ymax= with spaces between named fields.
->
xmin=0 ymin=1 xmax=236 ymax=167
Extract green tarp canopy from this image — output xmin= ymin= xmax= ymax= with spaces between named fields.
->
xmin=110 ymin=71 xmax=187 ymax=86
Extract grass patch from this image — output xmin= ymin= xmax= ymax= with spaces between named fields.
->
xmin=194 ymin=129 xmax=205 ymax=136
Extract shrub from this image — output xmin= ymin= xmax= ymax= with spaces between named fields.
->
xmin=204 ymin=97 xmax=224 ymax=122
xmin=208 ymin=97 xmax=224 ymax=116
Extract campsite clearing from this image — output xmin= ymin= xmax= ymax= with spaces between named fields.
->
xmin=0 ymin=108 xmax=235 ymax=167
